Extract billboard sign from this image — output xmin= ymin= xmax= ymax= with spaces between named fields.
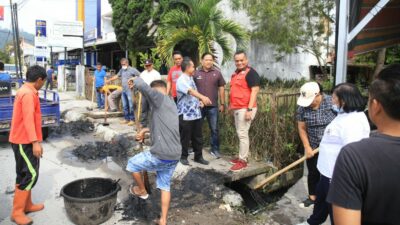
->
xmin=0 ymin=6 xmax=4 ymax=21
xmin=35 ymin=20 xmax=47 ymax=37
xmin=52 ymin=21 xmax=83 ymax=37
xmin=49 ymin=21 xmax=83 ymax=48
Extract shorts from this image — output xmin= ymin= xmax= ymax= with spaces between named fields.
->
xmin=126 ymin=151 xmax=178 ymax=192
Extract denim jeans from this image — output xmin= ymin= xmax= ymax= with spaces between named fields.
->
xmin=45 ymin=78 xmax=53 ymax=90
xmin=121 ymin=88 xmax=135 ymax=121
xmin=202 ymin=106 xmax=219 ymax=152
xmin=96 ymin=87 xmax=104 ymax=108
xmin=126 ymin=151 xmax=178 ymax=192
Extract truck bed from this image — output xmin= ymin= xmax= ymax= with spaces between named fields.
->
xmin=0 ymin=89 xmax=60 ymax=132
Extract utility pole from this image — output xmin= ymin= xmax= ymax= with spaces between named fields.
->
xmin=9 ymin=0 xmax=19 ymax=78
xmin=13 ymin=3 xmax=23 ymax=78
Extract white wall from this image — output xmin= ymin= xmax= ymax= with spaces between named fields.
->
xmin=218 ymin=0 xmax=319 ymax=80
xmin=101 ymin=0 xmax=116 ymax=41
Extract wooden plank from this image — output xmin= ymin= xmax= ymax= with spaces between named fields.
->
xmin=85 ymin=111 xmax=123 ymax=119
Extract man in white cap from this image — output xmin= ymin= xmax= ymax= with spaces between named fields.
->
xmin=139 ymin=59 xmax=161 ymax=127
xmin=296 ymin=81 xmax=336 ymax=208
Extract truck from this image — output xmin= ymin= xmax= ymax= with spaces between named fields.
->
xmin=0 ymin=79 xmax=60 ymax=140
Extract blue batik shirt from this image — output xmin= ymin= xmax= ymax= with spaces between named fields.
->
xmin=176 ymin=74 xmax=202 ymax=121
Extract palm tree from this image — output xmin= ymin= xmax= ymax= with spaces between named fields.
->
xmin=157 ymin=0 xmax=249 ymax=65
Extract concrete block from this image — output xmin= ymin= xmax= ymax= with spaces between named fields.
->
xmin=223 ymin=190 xmax=244 ymax=207
xmin=64 ymin=110 xmax=86 ymax=122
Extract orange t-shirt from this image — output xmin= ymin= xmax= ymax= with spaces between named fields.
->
xmin=167 ymin=65 xmax=182 ymax=98
xmin=9 ymin=83 xmax=43 ymax=144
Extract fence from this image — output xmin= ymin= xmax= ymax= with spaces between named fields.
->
xmin=210 ymin=90 xmax=300 ymax=168
xmin=84 ymin=69 xmax=119 ymax=102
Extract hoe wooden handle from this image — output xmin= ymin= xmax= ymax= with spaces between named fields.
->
xmin=255 ymin=148 xmax=319 ymax=190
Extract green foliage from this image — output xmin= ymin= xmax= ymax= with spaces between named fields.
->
xmin=386 ymin=45 xmax=400 ymax=64
xmin=138 ymin=48 xmax=163 ymax=71
xmin=157 ymin=0 xmax=249 ymax=66
xmin=108 ymin=0 xmax=160 ymax=51
xmin=0 ymin=49 xmax=11 ymax=63
xmin=203 ymin=88 xmax=301 ymax=168
xmin=353 ymin=45 xmax=400 ymax=65
xmin=232 ymin=0 xmax=334 ymax=74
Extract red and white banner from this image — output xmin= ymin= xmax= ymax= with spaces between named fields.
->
xmin=0 ymin=6 xmax=4 ymax=21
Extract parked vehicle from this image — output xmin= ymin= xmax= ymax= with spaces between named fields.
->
xmin=0 ymin=79 xmax=60 ymax=140
xmin=4 ymin=64 xmax=18 ymax=79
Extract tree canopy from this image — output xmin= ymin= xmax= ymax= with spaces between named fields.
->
xmin=157 ymin=0 xmax=249 ymax=65
xmin=108 ymin=0 xmax=170 ymax=52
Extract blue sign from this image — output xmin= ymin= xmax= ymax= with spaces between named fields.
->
xmin=84 ymin=0 xmax=101 ymax=42
xmin=35 ymin=20 xmax=47 ymax=37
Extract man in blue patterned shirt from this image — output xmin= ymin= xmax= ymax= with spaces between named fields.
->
xmin=177 ymin=57 xmax=212 ymax=166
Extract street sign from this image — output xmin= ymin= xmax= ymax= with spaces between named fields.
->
xmin=35 ymin=20 xmax=47 ymax=37
xmin=35 ymin=36 xmax=48 ymax=47
xmin=0 ymin=6 xmax=4 ymax=21
xmin=84 ymin=28 xmax=97 ymax=42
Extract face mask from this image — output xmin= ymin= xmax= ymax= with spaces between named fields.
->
xmin=332 ymin=105 xmax=344 ymax=114
xmin=122 ymin=66 xmax=128 ymax=70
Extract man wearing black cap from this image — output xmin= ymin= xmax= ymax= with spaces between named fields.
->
xmin=140 ymin=59 xmax=161 ymax=127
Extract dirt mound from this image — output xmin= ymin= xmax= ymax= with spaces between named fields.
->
xmin=117 ymin=168 xmax=238 ymax=224
xmin=50 ymin=120 xmax=95 ymax=137
xmin=72 ymin=135 xmax=137 ymax=161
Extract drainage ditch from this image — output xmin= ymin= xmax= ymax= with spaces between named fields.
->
xmin=225 ymin=181 xmax=290 ymax=214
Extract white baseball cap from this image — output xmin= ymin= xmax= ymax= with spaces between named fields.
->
xmin=297 ymin=82 xmax=320 ymax=107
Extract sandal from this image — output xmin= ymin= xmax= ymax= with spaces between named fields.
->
xmin=129 ymin=185 xmax=149 ymax=200
xmin=153 ymin=219 xmax=167 ymax=225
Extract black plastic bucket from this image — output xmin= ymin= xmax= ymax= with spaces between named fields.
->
xmin=60 ymin=177 xmax=121 ymax=225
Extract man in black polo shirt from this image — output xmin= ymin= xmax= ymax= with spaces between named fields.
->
xmin=194 ymin=53 xmax=226 ymax=158
xmin=327 ymin=64 xmax=400 ymax=225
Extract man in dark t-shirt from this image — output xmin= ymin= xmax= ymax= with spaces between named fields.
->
xmin=194 ymin=53 xmax=226 ymax=158
xmin=327 ymin=64 xmax=400 ymax=225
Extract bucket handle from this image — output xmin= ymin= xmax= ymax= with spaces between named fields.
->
xmin=113 ymin=179 xmax=121 ymax=192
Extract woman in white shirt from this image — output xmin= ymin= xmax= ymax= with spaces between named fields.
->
xmin=298 ymin=83 xmax=370 ymax=225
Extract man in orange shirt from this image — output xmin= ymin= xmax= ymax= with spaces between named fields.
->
xmin=9 ymin=65 xmax=47 ymax=225
xmin=229 ymin=51 xmax=260 ymax=172
xmin=166 ymin=51 xmax=183 ymax=103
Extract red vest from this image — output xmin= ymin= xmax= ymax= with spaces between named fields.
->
xmin=230 ymin=67 xmax=257 ymax=109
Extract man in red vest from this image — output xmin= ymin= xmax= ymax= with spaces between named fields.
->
xmin=229 ymin=50 xmax=260 ymax=172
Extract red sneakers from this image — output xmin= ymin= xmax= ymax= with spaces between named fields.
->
xmin=229 ymin=158 xmax=240 ymax=165
xmin=230 ymin=160 xmax=247 ymax=172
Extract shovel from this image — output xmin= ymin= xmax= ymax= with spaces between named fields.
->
xmin=254 ymin=148 xmax=320 ymax=190
xmin=101 ymin=77 xmax=110 ymax=126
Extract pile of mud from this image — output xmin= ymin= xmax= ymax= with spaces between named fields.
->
xmin=72 ymin=135 xmax=137 ymax=161
xmin=50 ymin=120 xmax=94 ymax=137
xmin=118 ymin=168 xmax=230 ymax=222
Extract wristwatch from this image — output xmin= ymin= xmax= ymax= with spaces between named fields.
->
xmin=247 ymin=108 xmax=253 ymax=112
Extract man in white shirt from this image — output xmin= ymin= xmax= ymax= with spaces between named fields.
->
xmin=140 ymin=59 xmax=161 ymax=127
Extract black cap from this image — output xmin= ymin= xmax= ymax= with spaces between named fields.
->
xmin=144 ymin=59 xmax=153 ymax=65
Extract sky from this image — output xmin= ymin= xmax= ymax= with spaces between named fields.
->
xmin=0 ymin=0 xmax=76 ymax=34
